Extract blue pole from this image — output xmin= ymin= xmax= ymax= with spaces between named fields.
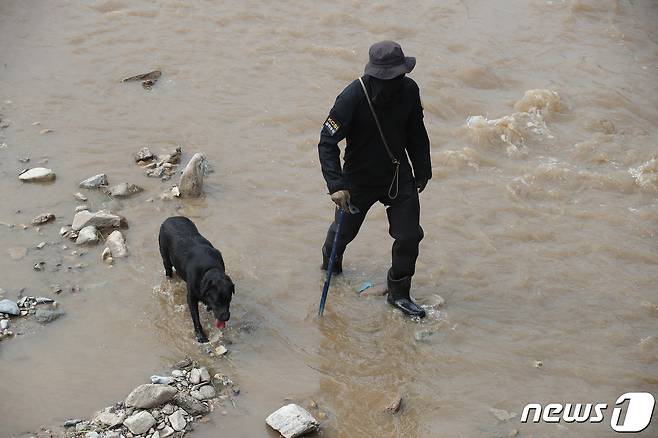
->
xmin=318 ymin=208 xmax=346 ymax=316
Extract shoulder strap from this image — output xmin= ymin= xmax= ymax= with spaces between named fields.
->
xmin=358 ymin=77 xmax=399 ymax=165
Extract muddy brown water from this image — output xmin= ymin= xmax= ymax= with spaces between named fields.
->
xmin=1 ymin=1 xmax=657 ymax=437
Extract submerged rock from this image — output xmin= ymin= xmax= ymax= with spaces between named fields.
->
xmin=178 ymin=153 xmax=206 ymax=198
xmin=105 ymin=182 xmax=144 ymax=198
xmin=79 ymin=174 xmax=108 ymax=189
xmin=35 ymin=309 xmax=64 ymax=324
xmin=0 ymin=299 xmax=19 ymax=316
xmin=32 ymin=212 xmax=55 ymax=225
xmin=266 ymin=404 xmax=319 ymax=438
xmin=122 ymin=70 xmax=161 ymax=90
xmin=19 ymin=167 xmax=56 ymax=182
xmin=125 ymin=384 xmax=177 ymax=409
xmin=123 ymin=410 xmax=156 ymax=435
xmin=106 ymin=230 xmax=128 ymax=257
xmin=74 ymin=192 xmax=88 ymax=202
xmin=385 ymin=394 xmax=403 ymax=414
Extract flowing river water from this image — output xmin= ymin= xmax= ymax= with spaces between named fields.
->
xmin=1 ymin=1 xmax=657 ymax=437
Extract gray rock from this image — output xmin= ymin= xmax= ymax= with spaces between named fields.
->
xmin=191 ymin=385 xmax=216 ymax=400
xmin=32 ymin=212 xmax=55 ymax=225
xmin=150 ymin=375 xmax=175 ymax=385
xmin=63 ymin=418 xmax=84 ymax=428
xmin=94 ymin=410 xmax=125 ymax=428
xmin=0 ymin=319 xmax=9 ymax=330
xmin=75 ymin=205 xmax=89 ymax=212
xmin=19 ymin=167 xmax=56 ymax=182
xmin=35 ymin=309 xmax=64 ymax=324
xmin=168 ymin=410 xmax=186 ymax=432
xmin=159 ymin=426 xmax=174 ymax=438
xmin=79 ymin=174 xmax=108 ymax=189
xmin=105 ymin=183 xmax=144 ymax=198
xmin=76 ymin=226 xmax=99 ymax=245
xmin=152 ymin=431 xmax=160 ymax=438
xmin=123 ymin=411 xmax=156 ymax=435
xmin=125 ymin=384 xmax=177 ymax=409
xmin=105 ymin=231 xmax=128 ymax=257
xmin=74 ymin=192 xmax=88 ymax=202
xmin=72 ymin=210 xmax=122 ymax=231
xmin=199 ymin=367 xmax=211 ymax=383
xmin=0 ymin=299 xmax=19 ymax=316
xmin=85 ymin=432 xmax=100 ymax=438
xmin=103 ymin=432 xmax=121 ymax=438
xmin=135 ymin=147 xmax=156 ymax=163
xmin=490 ymin=408 xmax=517 ymax=422
xmin=265 ymin=404 xmax=319 ymax=438
xmin=172 ymin=393 xmax=209 ymax=416
xmin=414 ymin=328 xmax=436 ymax=342
xmin=171 ymin=369 xmax=186 ymax=378
xmin=178 ymin=153 xmax=206 ymax=198
xmin=161 ymin=404 xmax=175 ymax=415
xmin=189 ymin=368 xmax=201 ymax=385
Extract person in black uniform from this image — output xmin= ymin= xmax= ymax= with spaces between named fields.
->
xmin=318 ymin=41 xmax=431 ymax=318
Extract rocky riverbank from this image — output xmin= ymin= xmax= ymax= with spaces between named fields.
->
xmin=30 ymin=358 xmax=238 ymax=438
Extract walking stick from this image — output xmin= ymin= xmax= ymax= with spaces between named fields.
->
xmin=318 ymin=208 xmax=346 ymax=316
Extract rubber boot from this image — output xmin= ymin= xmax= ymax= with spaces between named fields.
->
xmin=387 ymin=269 xmax=426 ymax=318
xmin=321 ymin=246 xmax=343 ymax=274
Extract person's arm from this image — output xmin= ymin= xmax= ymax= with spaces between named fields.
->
xmin=406 ymin=83 xmax=432 ymax=188
xmin=318 ymin=84 xmax=357 ymax=194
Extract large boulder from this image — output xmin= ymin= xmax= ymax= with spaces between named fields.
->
xmin=178 ymin=153 xmax=206 ymax=197
xmin=265 ymin=404 xmax=319 ymax=438
xmin=125 ymin=384 xmax=177 ymax=409
xmin=19 ymin=168 xmax=56 ymax=182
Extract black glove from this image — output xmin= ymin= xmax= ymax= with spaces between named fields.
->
xmin=416 ymin=179 xmax=428 ymax=193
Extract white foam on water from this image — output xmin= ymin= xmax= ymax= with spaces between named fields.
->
xmin=628 ymin=158 xmax=658 ymax=191
xmin=465 ymin=89 xmax=559 ymax=156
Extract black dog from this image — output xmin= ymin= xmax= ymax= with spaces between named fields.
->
xmin=158 ymin=216 xmax=234 ymax=343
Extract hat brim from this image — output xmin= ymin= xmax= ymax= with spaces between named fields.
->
xmin=364 ymin=56 xmax=416 ymax=80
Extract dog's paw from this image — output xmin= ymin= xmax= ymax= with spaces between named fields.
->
xmin=196 ymin=335 xmax=209 ymax=344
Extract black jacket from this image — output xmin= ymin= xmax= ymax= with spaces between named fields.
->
xmin=318 ymin=75 xmax=431 ymax=193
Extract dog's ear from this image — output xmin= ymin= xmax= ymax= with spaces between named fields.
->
xmin=200 ymin=273 xmax=213 ymax=299
xmin=224 ymin=274 xmax=235 ymax=295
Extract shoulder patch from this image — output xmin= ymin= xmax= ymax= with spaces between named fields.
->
xmin=324 ymin=116 xmax=340 ymax=136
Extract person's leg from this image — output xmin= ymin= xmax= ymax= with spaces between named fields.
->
xmin=383 ymin=181 xmax=426 ymax=317
xmin=321 ymin=189 xmax=377 ymax=273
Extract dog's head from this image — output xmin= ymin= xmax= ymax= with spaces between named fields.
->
xmin=200 ymin=269 xmax=234 ymax=328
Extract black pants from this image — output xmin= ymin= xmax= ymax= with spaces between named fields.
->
xmin=323 ymin=178 xmax=424 ymax=279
